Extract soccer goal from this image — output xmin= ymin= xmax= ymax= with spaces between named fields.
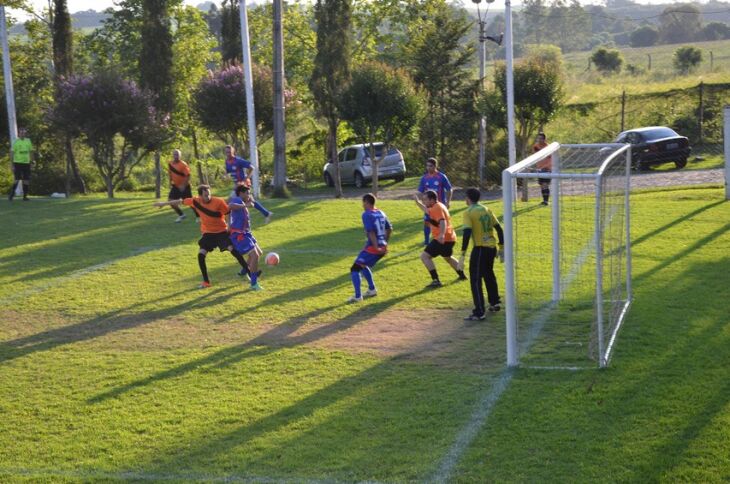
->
xmin=502 ymin=143 xmax=632 ymax=369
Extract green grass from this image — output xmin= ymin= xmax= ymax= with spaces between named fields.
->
xmin=1 ymin=188 xmax=729 ymax=481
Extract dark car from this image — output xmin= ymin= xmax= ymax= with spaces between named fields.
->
xmin=614 ymin=126 xmax=691 ymax=170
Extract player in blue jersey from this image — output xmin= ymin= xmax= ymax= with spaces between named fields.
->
xmin=228 ymin=185 xmax=264 ymax=290
xmin=416 ymin=157 xmax=453 ymax=246
xmin=348 ymin=193 xmax=392 ymax=303
xmin=224 ymin=145 xmax=273 ymax=223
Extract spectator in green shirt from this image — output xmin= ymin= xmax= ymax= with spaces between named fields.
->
xmin=9 ymin=128 xmax=33 ymax=201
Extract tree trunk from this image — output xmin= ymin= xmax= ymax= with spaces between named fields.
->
xmin=192 ymin=127 xmax=204 ymax=184
xmin=329 ymin=118 xmax=343 ymax=198
xmin=154 ymin=150 xmax=161 ymax=199
xmin=271 ymin=0 xmax=287 ymax=197
xmin=106 ymin=175 xmax=114 ymax=198
xmin=64 ymin=148 xmax=71 ymax=197
xmin=65 ymin=137 xmax=86 ymax=194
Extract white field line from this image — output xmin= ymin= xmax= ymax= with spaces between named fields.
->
xmin=0 ymin=467 xmax=356 ymax=483
xmin=431 ymin=215 xmax=608 ymax=482
xmin=0 ymin=246 xmax=158 ymax=305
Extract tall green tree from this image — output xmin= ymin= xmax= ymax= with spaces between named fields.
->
xmin=140 ymin=0 xmax=174 ymax=115
xmin=220 ymin=0 xmax=241 ymax=64
xmin=309 ymin=0 xmax=352 ymax=198
xmin=406 ymin=3 xmax=475 ymax=164
xmin=52 ymin=0 xmax=87 ymax=194
xmin=340 ymin=62 xmax=421 ymax=195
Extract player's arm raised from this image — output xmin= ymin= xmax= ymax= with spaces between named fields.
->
xmin=413 ymin=194 xmax=428 ymax=214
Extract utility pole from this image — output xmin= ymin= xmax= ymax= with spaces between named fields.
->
xmin=504 ymin=0 xmax=516 ymax=168
xmin=239 ymin=0 xmax=260 ymax=197
xmin=0 ymin=6 xmax=18 ymax=145
xmin=272 ymin=0 xmax=287 ymax=196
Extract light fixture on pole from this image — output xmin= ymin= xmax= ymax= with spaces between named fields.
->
xmin=472 ymin=0 xmax=501 ymax=189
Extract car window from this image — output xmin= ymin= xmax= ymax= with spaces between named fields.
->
xmin=345 ymin=148 xmax=358 ymax=162
xmin=337 ymin=150 xmax=346 ymax=162
xmin=643 ymin=127 xmax=679 ymax=140
xmin=387 ymin=147 xmax=399 ymax=156
xmin=627 ymin=133 xmax=642 ymax=144
xmin=615 ymin=134 xmax=627 ymax=143
xmin=364 ymin=144 xmax=385 ymax=158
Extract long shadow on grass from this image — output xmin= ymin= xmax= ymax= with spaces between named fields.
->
xmin=0 ymin=287 xmax=234 ymax=364
xmin=631 ymin=199 xmax=725 ymax=247
xmin=87 ymin=286 xmax=430 ymax=404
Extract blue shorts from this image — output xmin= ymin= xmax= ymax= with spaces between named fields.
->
xmin=230 ymin=231 xmax=257 ymax=255
xmin=355 ymin=250 xmax=384 ymax=268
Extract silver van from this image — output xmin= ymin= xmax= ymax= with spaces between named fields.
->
xmin=323 ymin=143 xmax=406 ymax=188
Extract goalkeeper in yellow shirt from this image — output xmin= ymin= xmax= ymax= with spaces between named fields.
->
xmin=458 ymin=188 xmax=504 ymax=321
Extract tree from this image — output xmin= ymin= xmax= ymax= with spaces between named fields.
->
xmin=53 ymin=72 xmax=163 ymax=198
xmin=406 ymin=3 xmax=475 ymax=164
xmin=52 ymin=0 xmax=87 ymax=194
xmin=140 ymin=0 xmax=174 ymax=116
xmin=591 ymin=47 xmax=623 ymax=73
xmin=220 ymin=0 xmax=241 ymax=64
xmin=309 ymin=0 xmax=353 ymax=198
xmin=659 ymin=4 xmax=702 ymax=44
xmin=481 ymin=54 xmax=564 ymax=159
xmin=673 ymin=46 xmax=702 ymax=74
xmin=193 ymin=64 xmax=289 ymax=148
xmin=339 ymin=62 xmax=421 ymax=195
xmin=630 ymin=26 xmax=659 ymax=47
xmin=701 ymin=22 xmax=730 ymax=41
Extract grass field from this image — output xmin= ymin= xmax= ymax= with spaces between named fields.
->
xmin=1 ymin=187 xmax=729 ymax=482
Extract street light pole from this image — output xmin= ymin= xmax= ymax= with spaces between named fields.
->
xmin=477 ymin=13 xmax=486 ymax=189
xmin=0 ymin=6 xmax=18 ymax=145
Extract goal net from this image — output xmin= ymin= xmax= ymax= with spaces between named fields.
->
xmin=502 ymin=143 xmax=632 ymax=369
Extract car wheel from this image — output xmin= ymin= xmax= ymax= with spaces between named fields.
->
xmin=674 ymin=158 xmax=687 ymax=169
xmin=394 ymin=174 xmax=405 ymax=183
xmin=354 ymin=171 xmax=365 ymax=189
xmin=324 ymin=172 xmax=334 ymax=187
xmin=638 ymin=160 xmax=651 ymax=171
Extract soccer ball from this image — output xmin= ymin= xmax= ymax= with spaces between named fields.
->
xmin=265 ymin=252 xmax=280 ymax=266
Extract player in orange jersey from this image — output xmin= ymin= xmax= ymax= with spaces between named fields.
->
xmin=414 ymin=190 xmax=467 ymax=288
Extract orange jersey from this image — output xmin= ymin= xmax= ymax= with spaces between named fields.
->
xmin=533 ymin=142 xmax=552 ymax=171
xmin=183 ymin=196 xmax=229 ymax=234
xmin=169 ymin=160 xmax=191 ymax=187
xmin=428 ymin=202 xmax=456 ymax=242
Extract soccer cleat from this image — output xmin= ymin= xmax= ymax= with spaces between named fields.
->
xmin=198 ymin=281 xmax=211 ymax=289
xmin=238 ymin=267 xmax=250 ymax=280
xmin=250 ymin=282 xmax=263 ymax=291
xmin=347 ymin=295 xmax=363 ymax=304
xmin=264 ymin=213 xmax=273 ymax=224
xmin=488 ymin=303 xmax=501 ymax=312
xmin=426 ymin=280 xmax=443 ymax=289
xmin=540 ymin=201 xmax=549 ymax=206
xmin=457 ymin=272 xmax=468 ymax=281
xmin=363 ymin=288 xmax=378 ymax=298
xmin=464 ymin=313 xmax=486 ymax=321
xmin=175 ymin=214 xmax=186 ymax=223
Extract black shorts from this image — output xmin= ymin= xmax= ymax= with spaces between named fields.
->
xmin=169 ymin=184 xmax=192 ymax=200
xmin=13 ymin=163 xmax=30 ymax=181
xmin=425 ymin=240 xmax=455 ymax=258
xmin=538 ymin=168 xmax=550 ymax=185
xmin=198 ymin=231 xmax=231 ymax=252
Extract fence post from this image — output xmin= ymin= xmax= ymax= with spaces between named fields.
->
xmin=620 ymin=90 xmax=626 ymax=132
xmin=698 ymin=82 xmax=705 ymax=146
xmin=723 ymin=104 xmax=730 ymax=200
xmin=710 ymin=51 xmax=714 ymax=71
xmin=647 ymin=54 xmax=651 ymax=71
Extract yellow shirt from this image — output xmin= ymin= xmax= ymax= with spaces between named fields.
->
xmin=463 ymin=203 xmax=500 ymax=248
xmin=12 ymin=138 xmax=32 ymax=164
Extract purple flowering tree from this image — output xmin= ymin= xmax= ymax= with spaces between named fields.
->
xmin=53 ymin=72 xmax=165 ymax=198
xmin=193 ymin=63 xmax=294 ymax=149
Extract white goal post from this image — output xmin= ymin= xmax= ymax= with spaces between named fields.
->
xmin=502 ymin=142 xmax=633 ymax=369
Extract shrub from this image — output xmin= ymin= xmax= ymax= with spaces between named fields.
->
xmin=591 ymin=47 xmax=623 ymax=73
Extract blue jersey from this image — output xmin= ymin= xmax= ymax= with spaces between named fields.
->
xmin=225 ymin=156 xmax=252 ymax=184
xmin=418 ymin=171 xmax=452 ymax=204
xmin=362 ymin=209 xmax=391 ymax=251
xmin=229 ymin=196 xmax=251 ymax=233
